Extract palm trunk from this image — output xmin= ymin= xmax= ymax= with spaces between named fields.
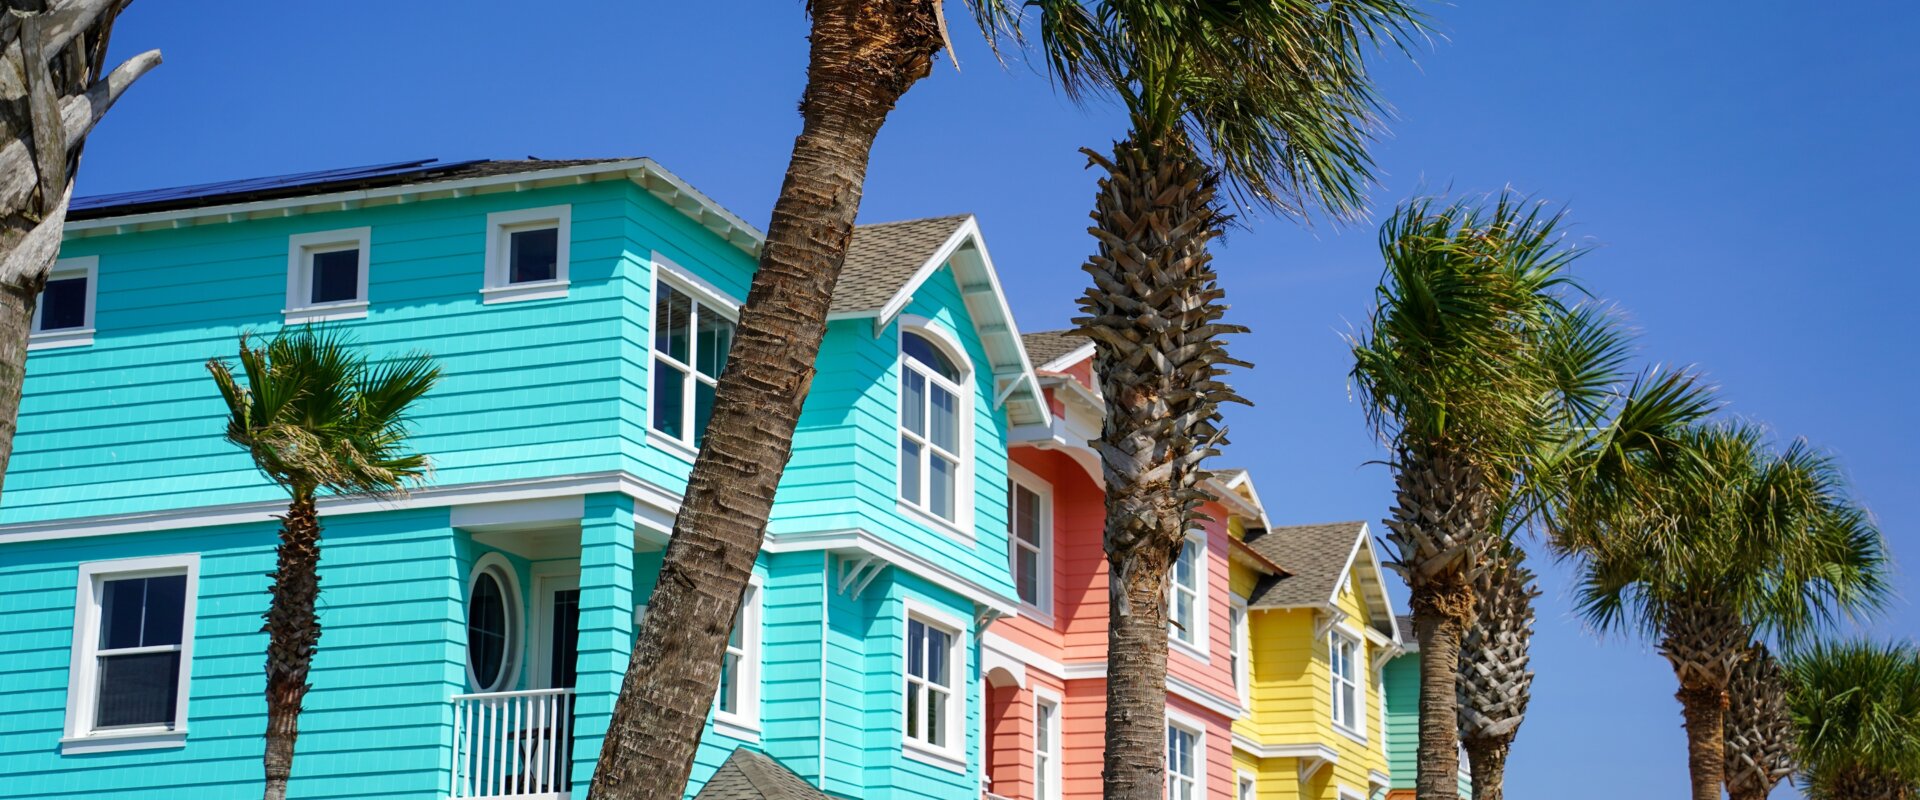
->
xmin=0 ymin=260 xmax=41 ymax=489
xmin=1677 ymin=684 xmax=1728 ymax=800
xmin=1464 ymin=737 xmax=1510 ymax=800
xmin=1415 ymin=597 xmax=1467 ymax=800
xmin=585 ymin=4 xmax=940 ymax=799
xmin=261 ymin=494 xmax=322 ymax=800
xmin=1077 ymin=138 xmax=1243 ymax=800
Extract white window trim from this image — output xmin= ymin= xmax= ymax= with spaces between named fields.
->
xmin=1007 ymin=463 xmax=1054 ymax=623
xmin=902 ymin=599 xmax=967 ymax=772
xmin=481 ymin=204 xmax=571 ymax=304
xmin=645 ymin=252 xmax=742 ymax=458
xmin=284 ymin=227 xmax=371 ymax=323
xmin=1034 ymin=688 xmax=1063 ymax=800
xmin=712 ymin=575 xmax=763 ymax=741
xmin=1236 ymin=770 xmax=1258 ymax=800
xmin=1337 ymin=787 xmax=1367 ymax=800
xmin=895 ymin=316 xmax=976 ymax=541
xmin=1329 ymin=624 xmax=1366 ymax=743
xmin=1168 ymin=531 xmax=1210 ymax=663
xmin=62 ymin=553 xmax=199 ymax=754
xmin=30 ymin=255 xmax=97 ymax=350
xmin=1166 ymin=706 xmax=1208 ymax=800
xmin=466 ymin=552 xmax=525 ymax=693
xmin=1229 ymin=598 xmax=1250 ymax=711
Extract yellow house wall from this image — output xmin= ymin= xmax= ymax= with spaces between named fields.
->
xmin=1233 ymin=552 xmax=1392 ymax=800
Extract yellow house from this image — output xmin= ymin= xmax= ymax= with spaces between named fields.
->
xmin=1226 ymin=514 xmax=1402 ymax=800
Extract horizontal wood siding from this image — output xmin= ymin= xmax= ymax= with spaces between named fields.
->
xmin=0 ymin=507 xmax=461 ymax=799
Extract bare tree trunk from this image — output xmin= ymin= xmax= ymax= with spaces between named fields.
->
xmin=0 ymin=0 xmax=158 ymax=498
xmin=261 ymin=494 xmax=321 ymax=800
xmin=585 ymin=3 xmax=940 ymax=799
xmin=1678 ymin=684 xmax=1728 ymax=800
xmin=1464 ymin=737 xmax=1509 ymax=800
xmin=1415 ymin=592 xmax=1467 ymax=800
xmin=1076 ymin=139 xmax=1245 ymax=800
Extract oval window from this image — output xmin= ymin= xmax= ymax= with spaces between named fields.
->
xmin=467 ymin=568 xmax=514 ymax=691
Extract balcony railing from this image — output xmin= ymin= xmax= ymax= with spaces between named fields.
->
xmin=452 ymin=688 xmax=575 ymax=799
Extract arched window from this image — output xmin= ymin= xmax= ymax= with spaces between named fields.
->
xmin=467 ymin=555 xmax=522 ymax=692
xmin=898 ymin=325 xmax=970 ymax=526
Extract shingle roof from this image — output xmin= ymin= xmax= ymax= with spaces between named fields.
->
xmin=1022 ymin=329 xmax=1091 ymax=370
xmin=1243 ymin=521 xmax=1367 ymax=609
xmin=829 ymin=214 xmax=972 ymax=314
xmin=1395 ymin=614 xmax=1416 ymax=643
xmin=694 ymin=748 xmax=840 ymax=800
xmin=71 ymin=158 xmax=634 ymax=220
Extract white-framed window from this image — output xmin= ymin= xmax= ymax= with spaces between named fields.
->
xmin=649 ymin=268 xmax=737 ymax=451
xmin=481 ymin=205 xmax=570 ymax=304
xmin=467 ymin=553 xmax=524 ymax=693
xmin=31 ymin=255 xmax=97 ymax=350
xmin=897 ymin=320 xmax=972 ymax=531
xmin=284 ymin=227 xmax=371 ymax=323
xmin=903 ymin=604 xmax=965 ymax=767
xmin=1329 ymin=629 xmax=1362 ymax=736
xmin=1169 ymin=533 xmax=1208 ymax=657
xmin=1236 ymin=771 xmax=1257 ymax=800
xmin=1229 ymin=599 xmax=1250 ymax=709
xmin=714 ymin=579 xmax=762 ymax=738
xmin=63 ymin=554 xmax=199 ymax=753
xmin=1008 ymin=466 xmax=1053 ymax=616
xmin=1165 ymin=712 xmax=1205 ymax=800
xmin=1035 ymin=692 xmax=1062 ymax=800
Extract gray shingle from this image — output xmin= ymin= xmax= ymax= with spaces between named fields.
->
xmin=1022 ymin=329 xmax=1090 ymax=370
xmin=830 ymin=215 xmax=972 ymax=314
xmin=1243 ymin=521 xmax=1367 ymax=609
xmin=694 ymin=748 xmax=840 ymax=800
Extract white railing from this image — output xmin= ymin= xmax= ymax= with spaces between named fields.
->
xmin=452 ymin=688 xmax=575 ymax=799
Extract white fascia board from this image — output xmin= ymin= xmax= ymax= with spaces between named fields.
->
xmin=761 ymin=527 xmax=1021 ymax=617
xmin=1035 ymin=342 xmax=1095 ymax=374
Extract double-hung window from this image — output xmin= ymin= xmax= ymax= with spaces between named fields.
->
xmin=1009 ymin=471 xmax=1051 ymax=613
xmin=285 ymin=228 xmax=370 ymax=322
xmin=1229 ymin=601 xmax=1249 ymax=708
xmin=482 ymin=205 xmax=571 ymax=303
xmin=904 ymin=611 xmax=961 ymax=758
xmin=1236 ymin=772 xmax=1257 ymax=800
xmin=898 ymin=329 xmax=967 ymax=525
xmin=64 ymin=555 xmax=199 ymax=753
xmin=31 ymin=255 xmax=97 ymax=349
xmin=1169 ymin=535 xmax=1206 ymax=653
xmin=1166 ymin=719 xmax=1202 ymax=800
xmin=651 ymin=277 xmax=735 ymax=449
xmin=714 ymin=582 xmax=761 ymax=736
xmin=1035 ymin=696 xmax=1061 ymax=800
xmin=1330 ymin=630 xmax=1362 ymax=735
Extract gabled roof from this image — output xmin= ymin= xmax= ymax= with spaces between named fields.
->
xmin=831 ymin=215 xmax=972 ymax=315
xmin=694 ymin=748 xmax=840 ymax=800
xmin=1243 ymin=520 xmax=1398 ymax=639
xmin=1021 ymin=329 xmax=1094 ymax=373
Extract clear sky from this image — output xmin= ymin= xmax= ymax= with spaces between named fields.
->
xmin=79 ymin=2 xmax=1918 ymax=797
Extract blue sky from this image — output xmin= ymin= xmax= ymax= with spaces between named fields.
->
xmin=79 ymin=2 xmax=1918 ymax=796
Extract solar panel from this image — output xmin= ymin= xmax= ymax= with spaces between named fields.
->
xmin=71 ymin=158 xmax=476 ymax=212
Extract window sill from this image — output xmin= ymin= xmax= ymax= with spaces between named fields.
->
xmin=60 ymin=728 xmax=186 ymax=754
xmin=481 ymin=280 xmax=569 ymax=304
xmin=1169 ymin=635 xmax=1210 ymax=664
xmin=283 ymin=301 xmax=368 ymax=325
xmin=1332 ymin=722 xmax=1368 ymax=746
xmin=895 ymin=500 xmax=973 ymax=544
xmin=711 ymin=714 xmax=761 ymax=745
xmin=1018 ymin=603 xmax=1057 ymax=629
xmin=28 ymin=328 xmax=94 ymax=351
xmin=902 ymin=738 xmax=967 ymax=773
xmin=649 ymin=430 xmax=700 ymax=462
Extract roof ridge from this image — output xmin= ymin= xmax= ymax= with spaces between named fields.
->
xmin=854 ymin=212 xmax=972 ymax=229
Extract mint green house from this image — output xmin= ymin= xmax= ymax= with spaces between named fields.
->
xmin=0 ymin=158 xmax=1050 ymax=799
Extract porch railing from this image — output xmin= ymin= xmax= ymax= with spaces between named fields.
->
xmin=452 ymin=688 xmax=576 ymax=799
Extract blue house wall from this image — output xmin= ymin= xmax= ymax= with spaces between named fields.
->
xmin=0 ymin=161 xmax=1035 ymax=799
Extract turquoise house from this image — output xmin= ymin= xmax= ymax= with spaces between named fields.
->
xmin=0 ymin=158 xmax=1051 ymax=800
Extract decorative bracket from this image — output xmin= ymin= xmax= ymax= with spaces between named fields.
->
xmin=834 ymin=554 xmax=885 ymax=600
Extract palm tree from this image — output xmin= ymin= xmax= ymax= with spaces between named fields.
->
xmin=1352 ymin=193 xmax=1638 ymax=800
xmin=206 ymin=327 xmax=439 ymax=800
xmin=1037 ymin=5 xmax=1424 ymax=796
xmin=1787 ymin=640 xmax=1920 ymax=800
xmin=1456 ymin=540 xmax=1539 ymax=800
xmin=1725 ymin=643 xmax=1795 ymax=800
xmin=1561 ymin=424 xmax=1890 ymax=800
xmin=0 ymin=0 xmax=160 ymax=500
